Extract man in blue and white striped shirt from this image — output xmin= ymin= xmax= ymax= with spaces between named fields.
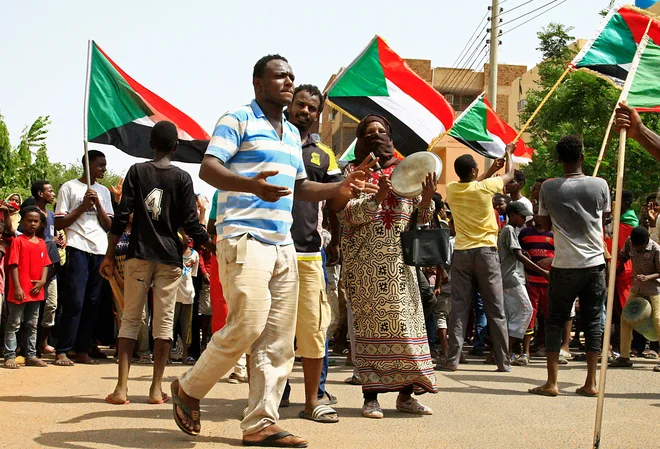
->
xmin=174 ymin=54 xmax=375 ymax=447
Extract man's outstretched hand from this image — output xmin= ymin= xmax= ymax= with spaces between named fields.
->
xmin=250 ymin=171 xmax=292 ymax=202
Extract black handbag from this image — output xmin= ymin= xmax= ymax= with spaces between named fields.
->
xmin=401 ymin=210 xmax=451 ymax=267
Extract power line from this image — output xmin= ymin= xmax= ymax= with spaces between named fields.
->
xmin=493 ymin=0 xmax=537 ymax=21
xmin=449 ymin=44 xmax=489 ymax=97
xmin=441 ymin=31 xmax=489 ymax=93
xmin=499 ymin=0 xmax=561 ymax=28
xmin=500 ymin=0 xmax=567 ymax=36
xmin=456 ymin=52 xmax=491 ymax=99
xmin=439 ymin=17 xmax=489 ymax=92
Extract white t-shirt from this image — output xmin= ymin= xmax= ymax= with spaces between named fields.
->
xmin=55 ymin=179 xmax=114 ymax=255
xmin=176 ymin=249 xmax=199 ymax=305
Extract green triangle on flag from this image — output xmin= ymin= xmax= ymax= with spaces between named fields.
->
xmin=330 ymin=38 xmax=389 ymax=98
xmin=87 ymin=42 xmax=150 ymax=141
xmin=449 ymin=96 xmax=492 ymax=143
xmin=571 ymin=5 xmax=660 ymax=85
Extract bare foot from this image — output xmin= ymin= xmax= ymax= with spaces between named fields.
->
xmin=72 ymin=353 xmax=99 ymax=365
xmin=242 ymin=424 xmax=308 ymax=447
xmin=105 ymin=388 xmax=129 ymax=405
xmin=528 ymin=383 xmax=559 ymax=397
xmin=54 ymin=354 xmax=75 ymax=366
xmin=173 ymin=381 xmax=201 ymax=434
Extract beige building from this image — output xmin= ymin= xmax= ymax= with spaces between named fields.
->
xmin=321 ymin=59 xmax=527 ymax=197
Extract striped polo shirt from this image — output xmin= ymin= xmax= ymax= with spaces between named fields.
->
xmin=206 ymin=100 xmax=307 ymax=245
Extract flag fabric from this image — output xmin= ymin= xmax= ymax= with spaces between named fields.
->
xmin=449 ymin=94 xmax=534 ymax=164
xmin=570 ymin=5 xmax=660 ymax=87
xmin=627 ymin=35 xmax=660 ymax=111
xmin=87 ymin=41 xmax=210 ymax=163
xmin=325 ymin=35 xmax=455 ymax=156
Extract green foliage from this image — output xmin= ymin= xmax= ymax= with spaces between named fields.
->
xmin=521 ymin=21 xmax=660 ymax=203
xmin=0 ymin=114 xmax=124 ymax=201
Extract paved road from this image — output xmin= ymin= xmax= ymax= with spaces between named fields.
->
xmin=0 ymin=352 xmax=658 ymax=448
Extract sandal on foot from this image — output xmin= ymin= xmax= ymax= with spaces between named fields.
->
xmin=53 ymin=356 xmax=75 ymax=366
xmin=576 ymin=387 xmax=597 ymax=397
xmin=105 ymin=395 xmax=130 ymax=405
xmin=3 ymin=359 xmax=19 ymax=369
xmin=528 ymin=386 xmax=558 ymax=397
xmin=170 ymin=380 xmax=200 ymax=436
xmin=317 ymin=391 xmax=338 ymax=406
xmin=644 ymin=350 xmax=659 ymax=360
xmin=25 ymin=358 xmax=48 ymax=367
xmin=242 ymin=431 xmax=308 ymax=448
xmin=396 ymin=396 xmax=432 ymax=415
xmin=148 ymin=393 xmax=170 ymax=405
xmin=136 ymin=355 xmax=152 ymax=364
xmin=512 ymin=355 xmax=529 ymax=366
xmin=344 ymin=375 xmax=361 ymax=385
xmin=362 ymin=400 xmax=383 ymax=419
xmin=653 ymin=364 xmax=660 ymax=372
xmin=298 ymin=404 xmax=339 ymax=423
xmin=609 ymin=357 xmax=633 ymax=368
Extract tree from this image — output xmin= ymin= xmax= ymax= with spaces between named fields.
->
xmin=521 ymin=21 xmax=660 ymax=204
xmin=0 ymin=114 xmax=123 ymax=201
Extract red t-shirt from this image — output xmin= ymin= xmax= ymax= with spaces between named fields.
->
xmin=7 ymin=235 xmax=51 ymax=303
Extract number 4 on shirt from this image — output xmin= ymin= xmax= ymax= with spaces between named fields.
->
xmin=145 ymin=188 xmax=163 ymax=221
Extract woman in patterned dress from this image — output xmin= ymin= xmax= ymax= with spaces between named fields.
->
xmin=337 ymin=115 xmax=438 ymax=419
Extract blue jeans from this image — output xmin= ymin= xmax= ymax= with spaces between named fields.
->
xmin=56 ymin=247 xmax=104 ymax=354
xmin=4 ymin=302 xmax=41 ymax=359
xmin=472 ymin=292 xmax=488 ymax=351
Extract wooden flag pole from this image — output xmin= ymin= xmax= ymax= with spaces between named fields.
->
xmin=592 ymin=109 xmax=616 ymax=176
xmin=513 ymin=66 xmax=571 ymax=143
xmin=593 ymin=19 xmax=652 ymax=449
xmin=83 ymin=39 xmax=93 ymax=188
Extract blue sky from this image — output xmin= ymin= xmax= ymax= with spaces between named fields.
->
xmin=0 ymin=0 xmax=607 ymax=198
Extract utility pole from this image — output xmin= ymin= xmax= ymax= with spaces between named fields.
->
xmin=486 ymin=0 xmax=502 ymax=170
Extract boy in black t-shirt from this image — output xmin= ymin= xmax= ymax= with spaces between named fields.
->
xmin=100 ymin=121 xmax=211 ymax=405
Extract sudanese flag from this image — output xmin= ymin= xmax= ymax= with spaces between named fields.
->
xmin=86 ymin=41 xmax=210 ymax=163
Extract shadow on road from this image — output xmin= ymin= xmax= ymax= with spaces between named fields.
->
xmin=0 ymin=395 xmax=106 ymax=404
xmin=33 ymin=428 xmax=239 ymax=448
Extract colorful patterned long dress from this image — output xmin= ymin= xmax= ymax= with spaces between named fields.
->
xmin=338 ymin=163 xmax=438 ymax=394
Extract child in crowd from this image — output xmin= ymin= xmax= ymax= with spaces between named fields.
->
xmin=493 ymin=193 xmax=512 ymax=230
xmin=517 ymin=211 xmax=554 ymax=365
xmin=497 ymin=202 xmax=539 ymax=362
xmin=610 ymin=226 xmax=660 ymax=372
xmin=173 ymin=230 xmax=199 ymax=365
xmin=3 ymin=207 xmax=52 ymax=368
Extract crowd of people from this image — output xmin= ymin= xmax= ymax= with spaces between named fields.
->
xmin=1 ymin=55 xmax=660 ymax=448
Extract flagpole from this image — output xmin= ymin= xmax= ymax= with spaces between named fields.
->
xmin=513 ymin=66 xmax=571 ymax=143
xmin=592 ymin=19 xmax=652 ymax=449
xmin=83 ymin=39 xmax=93 ymax=188
xmin=592 ymin=109 xmax=616 ymax=176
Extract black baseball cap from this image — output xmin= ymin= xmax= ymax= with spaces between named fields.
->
xmin=506 ymin=201 xmax=533 ymax=217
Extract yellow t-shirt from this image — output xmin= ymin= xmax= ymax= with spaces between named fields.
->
xmin=446 ymin=177 xmax=504 ymax=250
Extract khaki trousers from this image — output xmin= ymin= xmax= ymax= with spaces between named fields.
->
xmin=179 ymin=234 xmax=299 ymax=435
